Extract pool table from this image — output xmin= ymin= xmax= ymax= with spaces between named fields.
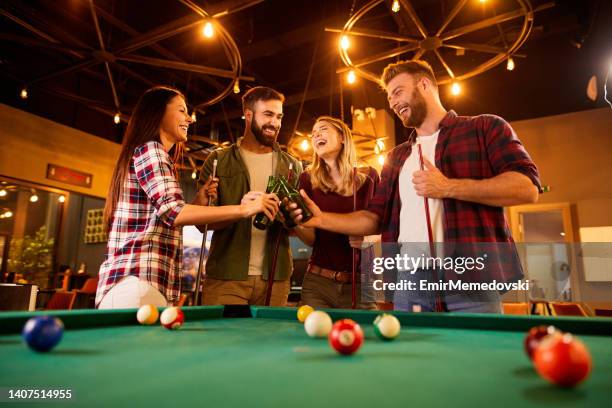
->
xmin=1 ymin=306 xmax=611 ymax=407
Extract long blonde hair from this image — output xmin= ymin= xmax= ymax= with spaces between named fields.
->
xmin=308 ymin=116 xmax=366 ymax=196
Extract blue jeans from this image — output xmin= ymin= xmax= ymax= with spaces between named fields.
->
xmin=392 ymin=269 xmax=502 ymax=313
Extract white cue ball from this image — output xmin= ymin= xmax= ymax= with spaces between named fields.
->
xmin=304 ymin=311 xmax=333 ymax=338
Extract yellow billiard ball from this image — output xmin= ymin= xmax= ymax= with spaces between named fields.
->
xmin=137 ymin=304 xmax=159 ymax=325
xmin=297 ymin=305 xmax=314 ymax=323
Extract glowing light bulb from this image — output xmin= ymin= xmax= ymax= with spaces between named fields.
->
xmin=378 ymin=155 xmax=385 ymax=166
xmin=340 ymin=35 xmax=350 ymax=50
xmin=191 ymin=112 xmax=197 ymax=122
xmin=58 ymin=195 xmax=66 ymax=203
xmin=0 ymin=189 xmax=6 ymax=197
xmin=191 ymin=170 xmax=197 ymax=180
xmin=506 ymin=57 xmax=515 ymax=71
xmin=300 ymin=139 xmax=310 ymax=151
xmin=114 ymin=113 xmax=121 ymax=124
xmin=30 ymin=194 xmax=39 ymax=203
xmin=391 ymin=0 xmax=400 ymax=13
xmin=233 ymin=80 xmax=240 ymax=94
xmin=20 ymin=88 xmax=28 ymax=99
xmin=374 ymin=139 xmax=385 ymax=155
xmin=1 ymin=211 xmax=13 ymax=218
xmin=451 ymin=82 xmax=461 ymax=96
xmin=203 ymin=21 xmax=214 ymax=38
xmin=347 ymin=70 xmax=356 ymax=84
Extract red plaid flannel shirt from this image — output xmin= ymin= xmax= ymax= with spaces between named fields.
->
xmin=368 ymin=111 xmax=541 ymax=283
xmin=96 ymin=141 xmax=185 ymax=306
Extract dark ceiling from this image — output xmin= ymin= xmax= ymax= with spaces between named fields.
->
xmin=1 ymin=0 xmax=610 ymax=164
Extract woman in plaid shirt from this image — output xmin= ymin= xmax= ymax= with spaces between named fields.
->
xmin=97 ymin=86 xmax=279 ymax=309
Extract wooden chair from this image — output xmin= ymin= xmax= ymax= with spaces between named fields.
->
xmin=502 ymin=302 xmax=529 ymax=315
xmin=76 ymin=278 xmax=98 ymax=294
xmin=46 ymin=291 xmax=76 ymax=310
xmin=549 ymin=302 xmax=588 ymax=317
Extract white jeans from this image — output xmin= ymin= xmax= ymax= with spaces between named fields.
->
xmin=98 ymin=276 xmax=168 ymax=309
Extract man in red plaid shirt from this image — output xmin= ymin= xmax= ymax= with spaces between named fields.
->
xmin=291 ymin=60 xmax=540 ymax=313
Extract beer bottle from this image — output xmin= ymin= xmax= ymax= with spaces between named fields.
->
xmin=252 ymin=176 xmax=278 ymax=230
xmin=279 ymin=176 xmax=312 ymax=225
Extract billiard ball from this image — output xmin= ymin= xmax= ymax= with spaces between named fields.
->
xmin=524 ymin=325 xmax=558 ymax=360
xmin=329 ymin=319 xmax=364 ymax=355
xmin=22 ymin=316 xmax=64 ymax=352
xmin=304 ymin=311 xmax=332 ymax=338
xmin=373 ymin=314 xmax=401 ymax=341
xmin=297 ymin=305 xmax=314 ymax=323
xmin=160 ymin=307 xmax=184 ymax=330
xmin=137 ymin=304 xmax=159 ymax=325
xmin=533 ymin=332 xmax=592 ymax=387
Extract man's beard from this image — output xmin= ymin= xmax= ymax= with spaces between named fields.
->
xmin=251 ymin=119 xmax=278 ymax=147
xmin=401 ymin=88 xmax=427 ymax=128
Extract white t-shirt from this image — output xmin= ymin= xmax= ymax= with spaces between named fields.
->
xmin=398 ymin=130 xmax=445 ymax=249
xmin=239 ymin=147 xmax=275 ymax=276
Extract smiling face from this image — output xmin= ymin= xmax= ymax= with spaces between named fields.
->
xmin=246 ymin=99 xmax=283 ymax=147
xmin=311 ymin=120 xmax=344 ymax=160
xmin=386 ymin=73 xmax=428 ymax=128
xmin=159 ymin=95 xmax=192 ymax=145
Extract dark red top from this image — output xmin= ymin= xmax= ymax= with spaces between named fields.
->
xmin=299 ymin=167 xmax=379 ymax=272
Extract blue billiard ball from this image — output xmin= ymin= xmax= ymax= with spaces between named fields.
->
xmin=22 ymin=316 xmax=64 ymax=352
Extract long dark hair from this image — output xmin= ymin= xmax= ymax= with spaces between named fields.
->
xmin=104 ymin=86 xmax=185 ymax=231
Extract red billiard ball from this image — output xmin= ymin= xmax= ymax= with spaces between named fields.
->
xmin=533 ymin=332 xmax=592 ymax=387
xmin=524 ymin=325 xmax=558 ymax=360
xmin=160 ymin=307 xmax=184 ymax=330
xmin=328 ymin=319 xmax=364 ymax=355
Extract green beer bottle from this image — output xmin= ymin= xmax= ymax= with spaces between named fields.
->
xmin=252 ymin=176 xmax=278 ymax=230
xmin=278 ymin=176 xmax=312 ymax=226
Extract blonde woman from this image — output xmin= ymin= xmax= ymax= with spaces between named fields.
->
xmin=292 ymin=116 xmax=379 ymax=308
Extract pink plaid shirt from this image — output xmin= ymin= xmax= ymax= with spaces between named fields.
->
xmin=96 ymin=141 xmax=185 ymax=307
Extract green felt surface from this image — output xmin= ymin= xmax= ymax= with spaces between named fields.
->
xmin=1 ymin=307 xmax=611 ymax=408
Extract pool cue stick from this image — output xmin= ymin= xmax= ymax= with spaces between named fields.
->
xmin=265 ymin=163 xmax=292 ymax=306
xmin=194 ymin=159 xmax=217 ymax=306
xmin=351 ymin=165 xmax=357 ymax=309
xmin=417 ymin=144 xmax=444 ymax=312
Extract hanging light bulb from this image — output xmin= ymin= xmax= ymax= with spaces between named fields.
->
xmin=378 ymin=155 xmax=385 ymax=166
xmin=347 ymin=70 xmax=356 ymax=84
xmin=191 ymin=170 xmax=197 ymax=180
xmin=0 ymin=189 xmax=6 ymax=197
xmin=233 ymin=79 xmax=240 ymax=94
xmin=30 ymin=193 xmax=39 ymax=203
xmin=114 ymin=112 xmax=121 ymax=124
xmin=20 ymin=87 xmax=28 ymax=99
xmin=203 ymin=21 xmax=214 ymax=38
xmin=300 ymin=139 xmax=310 ymax=152
xmin=374 ymin=139 xmax=385 ymax=155
xmin=451 ymin=81 xmax=461 ymax=96
xmin=340 ymin=35 xmax=350 ymax=50
xmin=58 ymin=195 xmax=66 ymax=203
xmin=506 ymin=57 xmax=515 ymax=71
xmin=391 ymin=0 xmax=400 ymax=13
xmin=191 ymin=112 xmax=197 ymax=122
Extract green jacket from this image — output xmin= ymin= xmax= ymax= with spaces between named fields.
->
xmin=199 ymin=139 xmax=303 ymax=281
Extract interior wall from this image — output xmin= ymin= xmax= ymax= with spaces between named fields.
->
xmin=510 ymin=108 xmax=612 ymax=308
xmin=0 ymin=103 xmax=119 ymax=199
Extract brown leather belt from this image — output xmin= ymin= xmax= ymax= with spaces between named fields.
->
xmin=307 ymin=264 xmax=352 ymax=283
